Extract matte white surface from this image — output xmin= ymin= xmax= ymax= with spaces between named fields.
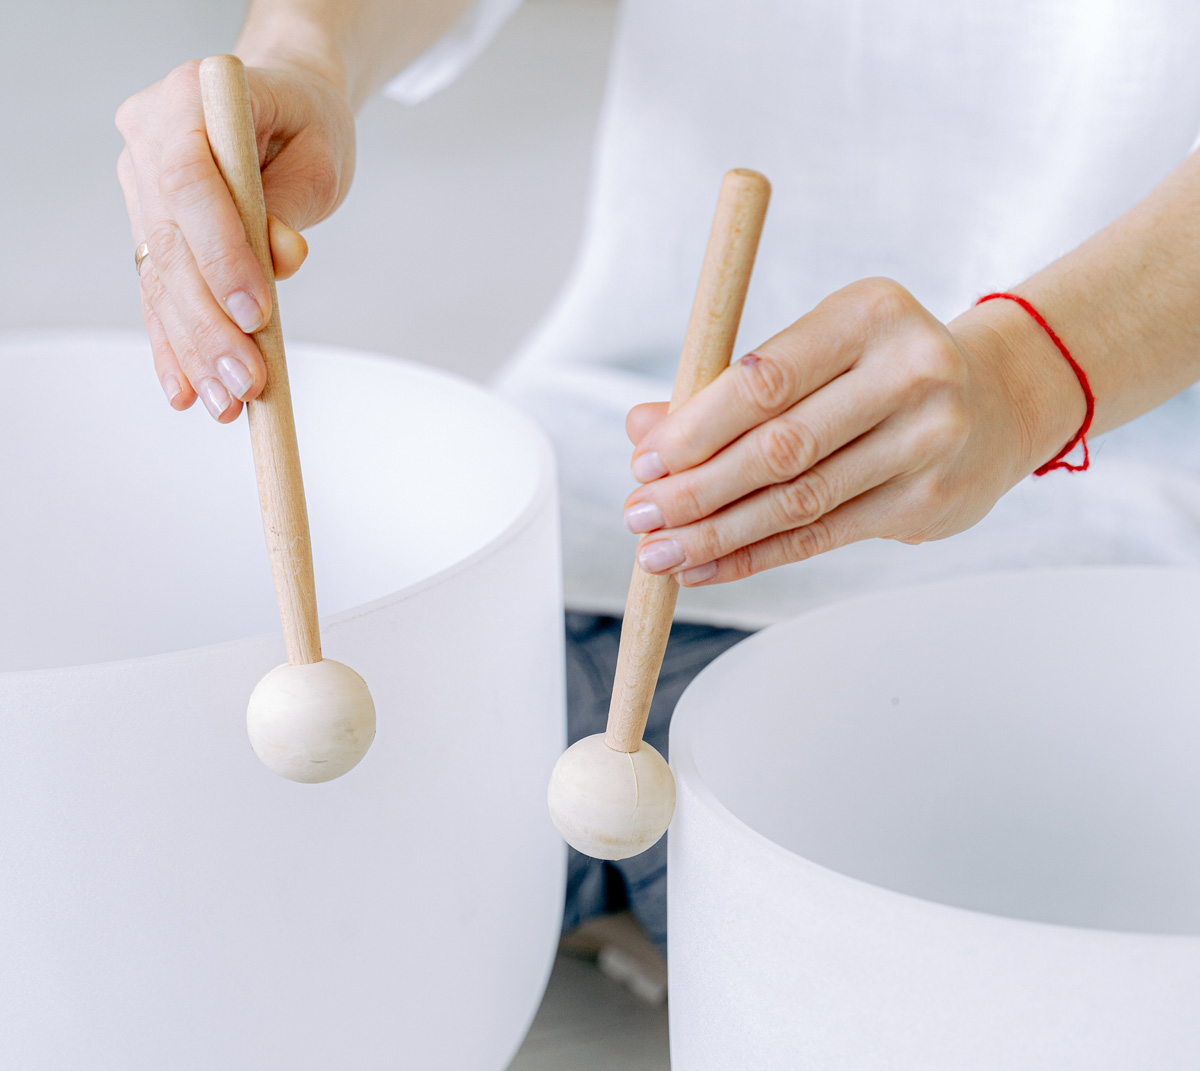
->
xmin=0 ymin=331 xmax=566 ymax=1070
xmin=669 ymin=568 xmax=1200 ymax=1069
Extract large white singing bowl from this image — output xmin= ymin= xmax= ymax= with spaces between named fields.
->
xmin=669 ymin=567 xmax=1200 ymax=1069
xmin=0 ymin=331 xmax=565 ymax=1070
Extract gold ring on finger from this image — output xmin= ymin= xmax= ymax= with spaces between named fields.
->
xmin=134 ymin=241 xmax=150 ymax=276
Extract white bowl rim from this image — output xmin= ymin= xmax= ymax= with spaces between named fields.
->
xmin=0 ymin=329 xmax=559 ymax=681
xmin=669 ymin=563 xmax=1200 ymax=945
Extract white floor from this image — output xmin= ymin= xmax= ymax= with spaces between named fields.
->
xmin=2 ymin=1 xmax=670 ymax=1066
xmin=509 ymin=954 xmax=670 ymax=1069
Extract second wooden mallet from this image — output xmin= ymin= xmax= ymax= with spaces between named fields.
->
xmin=547 ymin=168 xmax=770 ymax=858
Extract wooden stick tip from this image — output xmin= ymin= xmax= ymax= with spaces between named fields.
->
xmin=726 ymin=168 xmax=771 ymax=194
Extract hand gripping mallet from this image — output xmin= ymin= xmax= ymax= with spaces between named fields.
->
xmin=199 ymin=55 xmax=375 ymax=783
xmin=547 ymin=168 xmax=770 ymax=858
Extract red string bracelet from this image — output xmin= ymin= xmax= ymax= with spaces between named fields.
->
xmin=975 ymin=292 xmax=1095 ymax=474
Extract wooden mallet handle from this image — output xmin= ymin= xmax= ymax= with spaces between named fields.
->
xmin=605 ymin=168 xmax=770 ymax=753
xmin=199 ymin=55 xmax=321 ymax=666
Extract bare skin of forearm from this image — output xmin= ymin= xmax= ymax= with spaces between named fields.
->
xmin=953 ymin=149 xmax=1200 ymax=476
xmin=235 ymin=0 xmax=474 ymax=108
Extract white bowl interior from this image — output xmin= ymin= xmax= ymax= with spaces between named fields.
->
xmin=0 ymin=331 xmax=564 ymax=1070
xmin=683 ymin=568 xmax=1200 ymax=935
xmin=0 ymin=332 xmax=542 ymax=670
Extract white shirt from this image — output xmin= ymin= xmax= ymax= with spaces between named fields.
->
xmin=391 ymin=1 xmax=1200 ymax=629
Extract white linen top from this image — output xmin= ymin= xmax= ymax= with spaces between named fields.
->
xmin=390 ymin=1 xmax=1200 ymax=629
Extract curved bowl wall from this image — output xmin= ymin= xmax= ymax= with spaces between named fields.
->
xmin=0 ymin=332 xmax=565 ymax=1070
xmin=669 ymin=567 xmax=1200 ymax=1069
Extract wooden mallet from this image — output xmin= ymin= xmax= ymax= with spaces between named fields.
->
xmin=199 ymin=55 xmax=375 ymax=783
xmin=547 ymin=168 xmax=770 ymax=858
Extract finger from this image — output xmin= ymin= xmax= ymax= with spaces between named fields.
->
xmin=124 ymin=148 xmax=196 ymax=412
xmin=677 ymin=489 xmax=897 ymax=586
xmin=635 ymin=425 xmax=908 ymax=577
xmin=127 ymin=120 xmax=267 ymax=408
xmin=269 ymin=217 xmax=307 ymax=280
xmin=624 ymin=365 xmax=897 ymax=531
xmin=153 ymin=74 xmax=272 ymax=333
xmin=144 ymin=300 xmax=195 ymax=410
xmin=631 ymin=300 xmax=870 ymax=480
xmin=139 ymin=255 xmax=245 ymax=423
xmin=626 ymin=401 xmax=668 ymax=446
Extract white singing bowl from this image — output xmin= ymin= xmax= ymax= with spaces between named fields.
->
xmin=0 ymin=331 xmax=565 ymax=1070
xmin=669 ymin=567 xmax=1200 ymax=1070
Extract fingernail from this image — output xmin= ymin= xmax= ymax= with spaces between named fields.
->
xmin=198 ymin=377 xmax=231 ymax=419
xmin=226 ymin=291 xmax=263 ymax=333
xmin=632 ymin=451 xmax=668 ymax=482
xmin=162 ymin=372 xmax=182 ymax=406
xmin=624 ymin=501 xmax=664 ymax=533
xmin=638 ymin=539 xmax=685 ymax=573
xmin=216 ymin=356 xmax=254 ymax=400
xmin=680 ymin=562 xmax=718 ymax=585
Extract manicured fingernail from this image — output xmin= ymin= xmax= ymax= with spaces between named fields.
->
xmin=198 ymin=377 xmax=231 ymax=419
xmin=624 ymin=501 xmax=664 ymax=533
xmin=216 ymin=356 xmax=254 ymax=399
xmin=632 ymin=451 xmax=668 ymax=482
xmin=162 ymin=372 xmax=182 ymax=406
xmin=680 ymin=562 xmax=718 ymax=585
xmin=639 ymin=539 xmax=685 ymax=573
xmin=226 ymin=291 xmax=263 ymax=333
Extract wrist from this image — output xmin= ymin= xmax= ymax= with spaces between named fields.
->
xmin=949 ymin=296 xmax=1086 ymax=482
xmin=235 ymin=10 xmax=351 ymax=102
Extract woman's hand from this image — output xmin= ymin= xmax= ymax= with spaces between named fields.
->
xmin=115 ymin=59 xmax=355 ymax=420
xmin=622 ymin=277 xmax=1084 ymax=586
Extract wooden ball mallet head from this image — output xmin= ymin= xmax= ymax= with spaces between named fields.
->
xmin=547 ymin=168 xmax=771 ymax=858
xmin=199 ymin=55 xmax=375 ymax=783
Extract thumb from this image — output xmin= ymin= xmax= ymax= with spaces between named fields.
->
xmin=626 ymin=401 xmax=669 ymax=445
xmin=268 ymin=216 xmax=308 ymax=280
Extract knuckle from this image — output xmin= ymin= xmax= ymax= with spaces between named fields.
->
xmin=146 ymin=218 xmax=186 ymax=267
xmin=725 ymin=546 xmax=756 ymax=581
xmin=164 ymin=60 xmax=201 ymax=96
xmin=138 ymin=264 xmax=167 ymax=309
xmin=757 ymin=419 xmax=818 ymax=482
xmin=907 ymin=340 xmax=965 ymax=396
xmin=935 ymin=403 xmax=971 ymax=453
xmin=736 ymin=352 xmax=795 ymax=413
xmin=667 ymin=476 xmax=706 ymax=526
xmin=922 ymin=470 xmax=955 ymax=510
xmin=684 ymin=522 xmax=722 ymax=566
xmin=902 ymin=472 xmax=951 ymax=526
xmin=114 ymin=96 xmax=140 ymax=136
xmin=912 ymin=402 xmax=970 ymax=461
xmin=838 ymin=276 xmax=911 ymax=323
xmin=192 ymin=241 xmax=250 ymax=287
xmin=158 ymin=140 xmax=212 ymax=201
xmin=189 ymin=309 xmax=236 ymax=355
xmin=775 ymin=470 xmax=832 ymax=526
xmin=785 ymin=518 xmax=833 ymax=562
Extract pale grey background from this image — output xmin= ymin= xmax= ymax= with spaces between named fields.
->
xmin=1 ymin=0 xmax=612 ymax=382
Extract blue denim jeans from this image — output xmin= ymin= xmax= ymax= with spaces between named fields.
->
xmin=562 ymin=612 xmax=753 ymax=958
